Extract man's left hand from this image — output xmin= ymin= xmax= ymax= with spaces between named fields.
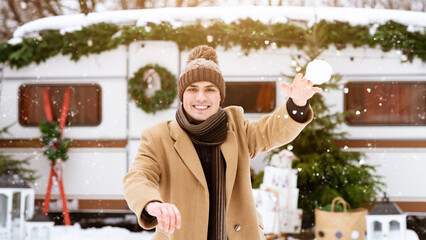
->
xmin=280 ymin=73 xmax=322 ymax=106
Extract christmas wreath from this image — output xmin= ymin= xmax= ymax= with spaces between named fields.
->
xmin=39 ymin=121 xmax=71 ymax=162
xmin=128 ymin=64 xmax=177 ymax=113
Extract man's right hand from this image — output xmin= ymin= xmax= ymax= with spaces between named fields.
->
xmin=145 ymin=201 xmax=182 ymax=233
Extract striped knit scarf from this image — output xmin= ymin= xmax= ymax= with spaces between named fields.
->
xmin=176 ymin=106 xmax=228 ymax=240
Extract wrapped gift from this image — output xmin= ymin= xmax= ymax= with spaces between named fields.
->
xmin=263 ymin=166 xmax=298 ymax=190
xmin=269 ymin=149 xmax=297 ymax=169
xmin=259 ymin=184 xmax=299 ymax=210
xmin=252 ymin=189 xmax=303 ymax=234
xmin=278 ymin=208 xmax=303 ymax=233
xmin=252 ymin=189 xmax=280 ymax=234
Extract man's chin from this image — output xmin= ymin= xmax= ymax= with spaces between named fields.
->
xmin=193 ymin=113 xmax=212 ymax=122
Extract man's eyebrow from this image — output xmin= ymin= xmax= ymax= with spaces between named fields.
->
xmin=188 ymin=84 xmax=216 ymax=88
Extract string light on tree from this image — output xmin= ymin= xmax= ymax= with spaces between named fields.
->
xmin=264 ymin=40 xmax=270 ymax=45
xmin=401 ymin=49 xmax=408 ymax=62
xmin=87 ymin=38 xmax=93 ymax=47
xmin=336 ymin=44 xmax=343 ymax=56
xmin=270 ymin=42 xmax=277 ymax=50
xmin=297 ymin=54 xmax=302 ymax=65
xmin=144 ymin=23 xmax=152 ymax=33
xmin=206 ymin=34 xmax=214 ymax=43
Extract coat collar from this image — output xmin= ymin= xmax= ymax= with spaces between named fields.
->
xmin=170 ymin=120 xmax=238 ymax=207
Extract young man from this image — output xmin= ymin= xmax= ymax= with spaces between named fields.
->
xmin=123 ymin=45 xmax=322 ymax=240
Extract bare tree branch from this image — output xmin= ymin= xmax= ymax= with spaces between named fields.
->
xmin=43 ymin=0 xmax=60 ymax=16
xmin=176 ymin=0 xmax=184 ymax=7
xmin=90 ymin=0 xmax=96 ymax=11
xmin=33 ymin=0 xmax=46 ymax=18
xmin=187 ymin=0 xmax=213 ymax=7
xmin=7 ymin=0 xmax=22 ymax=24
xmin=120 ymin=0 xmax=128 ymax=9
xmin=0 ymin=7 xmax=13 ymax=41
xmin=136 ymin=0 xmax=147 ymax=8
xmin=51 ymin=0 xmax=64 ymax=15
xmin=78 ymin=0 xmax=90 ymax=14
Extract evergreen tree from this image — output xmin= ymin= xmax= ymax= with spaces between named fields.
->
xmin=0 ymin=123 xmax=36 ymax=183
xmin=262 ymin=22 xmax=384 ymax=227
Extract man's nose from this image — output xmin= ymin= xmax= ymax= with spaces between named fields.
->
xmin=196 ymin=91 xmax=207 ymax=101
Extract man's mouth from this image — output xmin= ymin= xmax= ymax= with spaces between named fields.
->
xmin=193 ymin=105 xmax=209 ymax=110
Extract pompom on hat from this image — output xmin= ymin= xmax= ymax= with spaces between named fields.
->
xmin=178 ymin=45 xmax=225 ymax=102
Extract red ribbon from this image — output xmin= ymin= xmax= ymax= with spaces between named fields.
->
xmin=42 ymin=89 xmax=53 ymax=122
xmin=42 ymin=87 xmax=72 ymax=226
xmin=59 ymin=88 xmax=71 ymax=135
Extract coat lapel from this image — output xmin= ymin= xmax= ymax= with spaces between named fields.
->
xmin=221 ymin=130 xmax=238 ymax=208
xmin=170 ymin=120 xmax=208 ymax=191
xmin=169 ymin=120 xmax=239 ymax=207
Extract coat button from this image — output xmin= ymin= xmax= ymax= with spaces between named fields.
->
xmin=234 ymin=224 xmax=241 ymax=232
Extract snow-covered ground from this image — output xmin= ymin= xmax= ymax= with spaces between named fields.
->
xmin=49 ymin=224 xmax=420 ymax=240
xmin=50 ymin=225 xmax=302 ymax=240
xmin=52 ymin=224 xmax=153 ymax=240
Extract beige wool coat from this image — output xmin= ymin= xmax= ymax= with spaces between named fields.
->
xmin=123 ymin=100 xmax=313 ymax=240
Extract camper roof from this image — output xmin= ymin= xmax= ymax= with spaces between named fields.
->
xmin=10 ymin=6 xmax=426 ymax=44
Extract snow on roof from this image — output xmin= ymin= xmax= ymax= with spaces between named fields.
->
xmin=11 ymin=6 xmax=426 ymax=41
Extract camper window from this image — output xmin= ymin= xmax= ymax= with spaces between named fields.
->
xmin=220 ymin=81 xmax=276 ymax=113
xmin=344 ymin=81 xmax=426 ymax=126
xmin=18 ymin=84 xmax=102 ymax=126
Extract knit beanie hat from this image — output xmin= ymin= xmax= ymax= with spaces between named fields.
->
xmin=178 ymin=45 xmax=225 ymax=102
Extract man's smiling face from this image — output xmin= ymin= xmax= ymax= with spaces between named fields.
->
xmin=182 ymin=81 xmax=221 ymax=122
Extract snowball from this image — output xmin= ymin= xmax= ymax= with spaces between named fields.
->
xmin=304 ymin=59 xmax=333 ymax=85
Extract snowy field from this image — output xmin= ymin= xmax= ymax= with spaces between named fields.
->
xmin=51 ymin=224 xmax=153 ymax=240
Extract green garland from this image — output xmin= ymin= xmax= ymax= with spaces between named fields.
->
xmin=39 ymin=121 xmax=71 ymax=162
xmin=0 ymin=19 xmax=425 ymax=69
xmin=128 ymin=64 xmax=177 ymax=113
xmin=0 ymin=18 xmax=426 ymax=68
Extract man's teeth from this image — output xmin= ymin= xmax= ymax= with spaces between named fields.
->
xmin=194 ymin=105 xmax=208 ymax=109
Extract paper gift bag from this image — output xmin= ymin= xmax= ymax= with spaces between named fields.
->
xmin=315 ymin=197 xmax=368 ymax=240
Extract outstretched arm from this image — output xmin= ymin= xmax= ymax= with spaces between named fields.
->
xmin=241 ymin=73 xmax=322 ymax=158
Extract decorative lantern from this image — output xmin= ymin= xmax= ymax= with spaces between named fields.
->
xmin=0 ymin=166 xmax=35 ymax=240
xmin=366 ymin=194 xmax=406 ymax=240
xmin=25 ymin=206 xmax=54 ymax=240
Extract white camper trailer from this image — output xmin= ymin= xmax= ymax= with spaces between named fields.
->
xmin=0 ymin=7 xmax=425 ymax=217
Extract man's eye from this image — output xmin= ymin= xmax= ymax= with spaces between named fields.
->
xmin=206 ymin=88 xmax=216 ymax=92
xmin=187 ymin=88 xmax=196 ymax=92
